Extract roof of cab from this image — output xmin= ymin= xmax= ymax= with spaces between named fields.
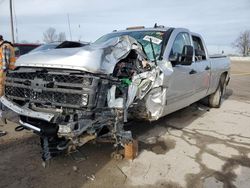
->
xmin=113 ymin=25 xmax=172 ymax=33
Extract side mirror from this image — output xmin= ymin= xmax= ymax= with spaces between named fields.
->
xmin=169 ymin=52 xmax=183 ymax=67
xmin=180 ymin=45 xmax=193 ymax=65
xmin=169 ymin=45 xmax=194 ymax=66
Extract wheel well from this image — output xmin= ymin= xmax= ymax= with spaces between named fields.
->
xmin=220 ymin=72 xmax=228 ymax=85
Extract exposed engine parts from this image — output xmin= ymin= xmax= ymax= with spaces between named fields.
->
xmin=113 ymin=50 xmax=151 ymax=79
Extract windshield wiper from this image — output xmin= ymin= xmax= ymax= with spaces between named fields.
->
xmin=149 ymin=38 xmax=157 ymax=65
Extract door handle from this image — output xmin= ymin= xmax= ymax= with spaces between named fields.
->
xmin=189 ymin=69 xmax=197 ymax=74
xmin=205 ymin=66 xmax=210 ymax=70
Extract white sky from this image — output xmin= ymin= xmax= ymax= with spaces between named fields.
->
xmin=0 ymin=0 xmax=249 ymax=54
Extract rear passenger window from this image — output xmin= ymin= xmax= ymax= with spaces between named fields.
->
xmin=192 ymin=36 xmax=206 ymax=61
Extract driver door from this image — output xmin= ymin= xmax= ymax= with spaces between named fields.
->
xmin=164 ymin=32 xmax=196 ymax=113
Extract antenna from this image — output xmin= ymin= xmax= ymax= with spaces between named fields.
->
xmin=9 ymin=0 xmax=15 ymax=43
xmin=78 ymin=24 xmax=81 ymax=42
xmin=13 ymin=0 xmax=19 ymax=43
xmin=67 ymin=13 xmax=72 ymax=40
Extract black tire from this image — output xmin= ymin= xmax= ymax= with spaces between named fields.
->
xmin=208 ymin=75 xmax=226 ymax=108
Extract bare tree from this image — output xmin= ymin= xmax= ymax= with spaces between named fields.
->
xmin=58 ymin=32 xmax=66 ymax=42
xmin=232 ymin=30 xmax=250 ymax=56
xmin=43 ymin=27 xmax=58 ymax=43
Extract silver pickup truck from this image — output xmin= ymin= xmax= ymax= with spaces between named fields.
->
xmin=1 ymin=25 xmax=230 ymax=160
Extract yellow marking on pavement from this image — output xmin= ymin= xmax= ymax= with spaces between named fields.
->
xmin=231 ymin=72 xmax=250 ymax=76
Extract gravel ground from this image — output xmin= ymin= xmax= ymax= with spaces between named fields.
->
xmin=0 ymin=60 xmax=250 ymax=188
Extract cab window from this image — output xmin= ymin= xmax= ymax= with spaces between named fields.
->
xmin=170 ymin=32 xmax=191 ymax=56
xmin=192 ymin=36 xmax=206 ymax=61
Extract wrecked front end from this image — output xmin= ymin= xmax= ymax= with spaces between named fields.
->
xmin=1 ymin=35 xmax=171 ymax=161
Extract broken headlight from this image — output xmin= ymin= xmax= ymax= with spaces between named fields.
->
xmin=81 ymin=94 xmax=89 ymax=106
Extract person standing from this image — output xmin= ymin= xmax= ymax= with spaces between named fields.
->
xmin=0 ymin=35 xmax=16 ymax=94
xmin=0 ymin=35 xmax=16 ymax=136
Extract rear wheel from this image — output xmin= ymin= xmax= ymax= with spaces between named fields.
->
xmin=208 ymin=75 xmax=226 ymax=108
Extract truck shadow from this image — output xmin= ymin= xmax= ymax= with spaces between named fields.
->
xmin=124 ymin=102 xmax=210 ymax=156
xmin=126 ymin=102 xmax=210 ymax=135
xmin=224 ymin=88 xmax=233 ymax=100
xmin=127 ymin=87 xmax=233 ymax=135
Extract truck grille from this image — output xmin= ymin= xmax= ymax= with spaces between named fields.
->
xmin=5 ymin=69 xmax=100 ymax=109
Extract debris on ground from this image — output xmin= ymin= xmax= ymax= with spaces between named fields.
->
xmin=72 ymin=166 xmax=78 ymax=172
xmin=86 ymin=174 xmax=95 ymax=181
xmin=0 ymin=130 xmax=7 ymax=137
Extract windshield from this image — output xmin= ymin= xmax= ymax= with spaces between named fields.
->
xmin=94 ymin=30 xmax=165 ymax=60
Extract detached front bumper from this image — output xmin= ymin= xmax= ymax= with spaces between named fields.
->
xmin=0 ymin=96 xmax=54 ymax=122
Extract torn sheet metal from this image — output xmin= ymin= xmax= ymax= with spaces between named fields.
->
xmin=126 ymin=69 xmax=157 ymax=106
xmin=15 ymin=35 xmax=145 ymax=75
xmin=146 ymin=87 xmax=167 ymax=120
xmin=126 ymin=61 xmax=173 ymax=120
xmin=107 ymin=85 xmax=124 ymax=108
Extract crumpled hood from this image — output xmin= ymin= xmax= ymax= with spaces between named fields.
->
xmin=16 ymin=36 xmax=144 ymax=74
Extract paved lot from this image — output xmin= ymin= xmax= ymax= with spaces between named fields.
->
xmin=0 ymin=60 xmax=250 ymax=188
